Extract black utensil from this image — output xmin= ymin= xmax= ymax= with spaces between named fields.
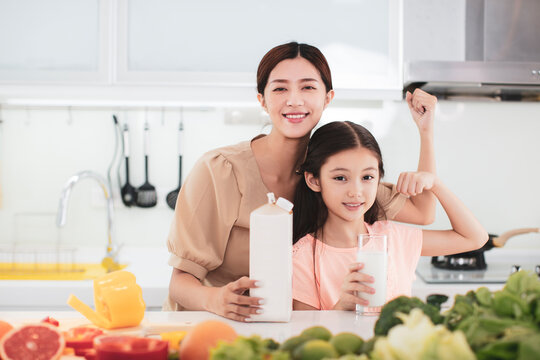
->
xmin=120 ymin=123 xmax=137 ymax=207
xmin=166 ymin=121 xmax=184 ymax=209
xmin=136 ymin=122 xmax=157 ymax=207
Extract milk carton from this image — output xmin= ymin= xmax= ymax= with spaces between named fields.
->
xmin=249 ymin=193 xmax=293 ymax=322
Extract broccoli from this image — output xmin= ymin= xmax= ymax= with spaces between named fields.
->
xmin=373 ymin=296 xmax=443 ymax=336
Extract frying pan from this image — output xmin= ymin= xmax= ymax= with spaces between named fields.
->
xmin=432 ymin=227 xmax=540 ymax=269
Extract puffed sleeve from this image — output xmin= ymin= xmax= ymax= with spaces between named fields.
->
xmin=167 ymin=151 xmax=241 ymax=281
xmin=377 ymin=182 xmax=407 ymax=220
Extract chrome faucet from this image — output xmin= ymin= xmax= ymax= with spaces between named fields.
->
xmin=56 ymin=170 xmax=120 ymax=272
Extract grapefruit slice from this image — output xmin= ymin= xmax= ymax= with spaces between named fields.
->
xmin=0 ymin=323 xmax=65 ymax=360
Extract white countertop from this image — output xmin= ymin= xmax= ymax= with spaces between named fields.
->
xmin=0 ymin=310 xmax=377 ymax=342
xmin=1 ymin=247 xmax=537 ymax=311
xmin=0 ymin=247 xmax=172 ymax=311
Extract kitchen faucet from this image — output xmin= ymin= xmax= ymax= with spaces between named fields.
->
xmin=56 ymin=170 xmax=120 ymax=272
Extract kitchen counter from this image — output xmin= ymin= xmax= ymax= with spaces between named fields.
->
xmin=1 ymin=247 xmax=537 ymax=311
xmin=0 ymin=247 xmax=172 ymax=311
xmin=0 ymin=310 xmax=377 ymax=342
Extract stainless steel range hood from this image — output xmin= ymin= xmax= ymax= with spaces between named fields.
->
xmin=404 ymin=0 xmax=540 ymax=101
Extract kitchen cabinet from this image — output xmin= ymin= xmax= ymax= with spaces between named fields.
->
xmin=0 ymin=0 xmax=403 ymax=105
xmin=0 ymin=0 xmax=110 ymax=84
xmin=117 ymin=0 xmax=403 ymax=99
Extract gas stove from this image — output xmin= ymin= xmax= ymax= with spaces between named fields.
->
xmin=415 ymin=256 xmax=540 ymax=284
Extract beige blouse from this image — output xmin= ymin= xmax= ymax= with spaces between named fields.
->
xmin=164 ymin=137 xmax=407 ymax=310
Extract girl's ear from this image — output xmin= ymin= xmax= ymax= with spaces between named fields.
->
xmin=257 ymin=93 xmax=268 ymax=113
xmin=305 ymin=172 xmax=321 ymax=192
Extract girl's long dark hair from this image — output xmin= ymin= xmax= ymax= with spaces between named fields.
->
xmin=293 ymin=121 xmax=386 ymax=244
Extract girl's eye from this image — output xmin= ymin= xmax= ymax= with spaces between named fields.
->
xmin=304 ymin=85 xmax=316 ymax=90
xmin=363 ymin=175 xmax=374 ymax=181
xmin=334 ymin=176 xmax=346 ymax=181
xmin=272 ymin=87 xmax=286 ymax=92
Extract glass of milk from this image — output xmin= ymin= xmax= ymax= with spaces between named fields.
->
xmin=356 ymin=234 xmax=387 ymax=316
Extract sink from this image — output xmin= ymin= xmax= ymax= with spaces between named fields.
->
xmin=0 ymin=262 xmax=127 ymax=281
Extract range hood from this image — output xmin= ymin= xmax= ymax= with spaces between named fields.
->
xmin=404 ymin=0 xmax=540 ymax=101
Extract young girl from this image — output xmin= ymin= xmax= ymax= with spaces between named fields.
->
xmin=292 ymin=121 xmax=488 ymax=311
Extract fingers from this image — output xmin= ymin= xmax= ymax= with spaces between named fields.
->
xmin=397 ymin=172 xmax=433 ymax=196
xmin=341 ymin=293 xmax=369 ymax=309
xmin=220 ymin=277 xmax=264 ymax=322
xmin=410 ymin=89 xmax=437 ymax=114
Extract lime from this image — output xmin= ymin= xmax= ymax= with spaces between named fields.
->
xmin=329 ymin=332 xmax=364 ymax=355
xmin=280 ymin=334 xmax=310 ymax=352
xmin=300 ymin=326 xmax=332 ymax=341
xmin=298 ymin=339 xmax=338 ymax=360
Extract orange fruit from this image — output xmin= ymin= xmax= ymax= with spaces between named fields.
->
xmin=0 ymin=323 xmax=65 ymax=360
xmin=179 ymin=320 xmax=237 ymax=360
xmin=0 ymin=320 xmax=13 ymax=341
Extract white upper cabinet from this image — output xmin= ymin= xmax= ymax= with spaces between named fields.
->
xmin=0 ymin=0 xmax=110 ymax=83
xmin=0 ymin=0 xmax=402 ymax=102
xmin=117 ymin=0 xmax=403 ymax=98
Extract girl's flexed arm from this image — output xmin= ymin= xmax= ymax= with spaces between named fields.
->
xmin=402 ymin=172 xmax=488 ymax=256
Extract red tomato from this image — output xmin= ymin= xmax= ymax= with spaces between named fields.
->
xmin=94 ymin=335 xmax=168 ymax=360
xmin=63 ymin=326 xmax=104 ymax=355
xmin=41 ymin=316 xmax=59 ymax=327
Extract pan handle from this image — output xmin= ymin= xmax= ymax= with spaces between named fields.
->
xmin=492 ymin=227 xmax=540 ymax=247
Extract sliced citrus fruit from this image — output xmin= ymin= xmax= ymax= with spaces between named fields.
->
xmin=0 ymin=323 xmax=65 ymax=360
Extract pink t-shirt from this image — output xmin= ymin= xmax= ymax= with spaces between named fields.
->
xmin=292 ymin=221 xmax=423 ymax=310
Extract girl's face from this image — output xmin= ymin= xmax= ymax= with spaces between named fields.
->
xmin=305 ymin=147 xmax=380 ymax=224
xmin=257 ymin=57 xmax=334 ymax=140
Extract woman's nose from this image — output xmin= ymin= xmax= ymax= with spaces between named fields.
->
xmin=286 ymin=89 xmax=304 ymax=106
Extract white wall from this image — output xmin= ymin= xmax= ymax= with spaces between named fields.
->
xmin=1 ymin=100 xmax=539 ymax=254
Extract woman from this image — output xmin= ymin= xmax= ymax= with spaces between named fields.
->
xmin=165 ymin=42 xmax=438 ymax=322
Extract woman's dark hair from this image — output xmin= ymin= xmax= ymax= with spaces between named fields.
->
xmin=257 ymin=42 xmax=333 ymax=95
xmin=293 ymin=121 xmax=386 ymax=243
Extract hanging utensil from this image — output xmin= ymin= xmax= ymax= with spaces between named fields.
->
xmin=136 ymin=121 xmax=157 ymax=208
xmin=166 ymin=120 xmax=184 ymax=210
xmin=107 ymin=115 xmax=123 ymax=200
xmin=120 ymin=123 xmax=137 ymax=207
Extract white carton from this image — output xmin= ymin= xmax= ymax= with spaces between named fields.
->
xmin=249 ymin=193 xmax=293 ymax=322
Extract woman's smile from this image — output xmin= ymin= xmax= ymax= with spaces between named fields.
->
xmin=283 ymin=112 xmax=309 ymax=123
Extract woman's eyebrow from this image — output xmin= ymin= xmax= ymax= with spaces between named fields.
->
xmin=269 ymin=78 xmax=319 ymax=84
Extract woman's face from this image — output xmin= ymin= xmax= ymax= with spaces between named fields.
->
xmin=258 ymin=57 xmax=334 ymax=140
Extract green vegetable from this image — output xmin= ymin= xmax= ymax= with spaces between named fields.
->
xmin=371 ymin=308 xmax=476 ymax=360
xmin=426 ymin=294 xmax=449 ymax=310
xmin=374 ymin=296 xmax=443 ymax=335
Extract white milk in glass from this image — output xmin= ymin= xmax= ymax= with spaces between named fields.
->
xmin=356 ymin=234 xmax=388 ymax=314
xmin=356 ymin=251 xmax=387 ymax=306
xmin=249 ymin=193 xmax=293 ymax=322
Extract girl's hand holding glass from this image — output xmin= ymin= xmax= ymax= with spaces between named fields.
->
xmin=396 ymin=171 xmax=437 ymax=197
xmin=208 ymin=276 xmax=264 ymax=322
xmin=333 ymin=262 xmax=375 ymax=311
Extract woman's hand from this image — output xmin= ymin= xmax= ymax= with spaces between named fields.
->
xmin=206 ymin=276 xmax=264 ymax=322
xmin=406 ymin=89 xmax=437 ymax=135
xmin=396 ymin=171 xmax=437 ymax=197
xmin=333 ymin=263 xmax=375 ymax=311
